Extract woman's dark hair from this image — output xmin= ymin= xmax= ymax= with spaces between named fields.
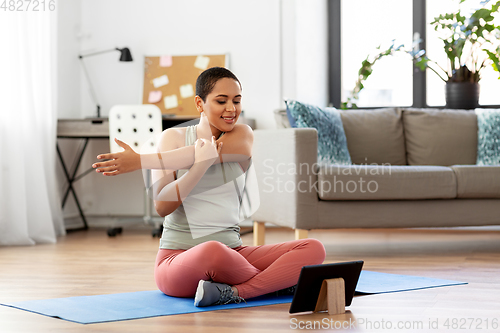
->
xmin=196 ymin=67 xmax=241 ymax=102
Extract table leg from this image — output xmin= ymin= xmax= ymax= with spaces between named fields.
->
xmin=56 ymin=140 xmax=89 ymax=231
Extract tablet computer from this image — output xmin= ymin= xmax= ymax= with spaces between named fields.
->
xmin=289 ymin=261 xmax=364 ymax=314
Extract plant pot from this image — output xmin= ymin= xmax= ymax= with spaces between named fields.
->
xmin=445 ymin=82 xmax=480 ymax=109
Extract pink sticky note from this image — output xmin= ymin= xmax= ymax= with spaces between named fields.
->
xmin=148 ymin=91 xmax=162 ymax=103
xmin=160 ymin=55 xmax=172 ymax=67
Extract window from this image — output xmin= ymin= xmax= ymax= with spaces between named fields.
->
xmin=329 ymin=0 xmax=500 ymax=108
xmin=341 ymin=0 xmax=413 ymax=107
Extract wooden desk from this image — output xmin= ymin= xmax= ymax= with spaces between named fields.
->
xmin=56 ymin=118 xmax=109 ymax=231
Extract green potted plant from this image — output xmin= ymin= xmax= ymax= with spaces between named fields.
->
xmin=415 ymin=0 xmax=500 ymax=109
xmin=343 ymin=0 xmax=500 ymax=109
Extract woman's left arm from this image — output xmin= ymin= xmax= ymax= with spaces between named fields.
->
xmin=216 ymin=123 xmax=253 ymax=170
xmin=92 ymin=123 xmax=253 ymax=175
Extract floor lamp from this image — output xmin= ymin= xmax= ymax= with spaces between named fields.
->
xmin=78 ymin=47 xmax=133 ymax=118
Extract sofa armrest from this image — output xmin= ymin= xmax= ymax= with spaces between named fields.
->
xmin=251 ymin=128 xmax=319 ymax=229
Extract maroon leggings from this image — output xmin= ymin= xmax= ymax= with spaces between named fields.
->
xmin=154 ymin=238 xmax=326 ymax=299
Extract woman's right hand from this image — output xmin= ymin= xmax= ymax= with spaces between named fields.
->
xmin=194 ymin=136 xmax=222 ymax=167
xmin=196 ymin=111 xmax=213 ymax=141
xmin=92 ymin=138 xmax=140 ymax=176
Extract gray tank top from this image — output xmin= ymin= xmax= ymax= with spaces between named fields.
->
xmin=159 ymin=125 xmax=245 ymax=250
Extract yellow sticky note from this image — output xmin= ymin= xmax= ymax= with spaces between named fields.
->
xmin=180 ymin=84 xmax=194 ymax=99
xmin=194 ymin=55 xmax=210 ymax=70
xmin=164 ymin=95 xmax=178 ymax=109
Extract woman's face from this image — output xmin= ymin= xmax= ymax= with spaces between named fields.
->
xmin=196 ymin=77 xmax=242 ymax=136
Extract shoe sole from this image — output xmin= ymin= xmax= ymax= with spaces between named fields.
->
xmin=194 ymin=280 xmax=205 ymax=307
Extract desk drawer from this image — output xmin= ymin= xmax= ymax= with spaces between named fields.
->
xmin=57 ymin=118 xmax=109 ymax=137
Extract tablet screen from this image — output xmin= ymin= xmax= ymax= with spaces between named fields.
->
xmin=289 ymin=261 xmax=364 ymax=314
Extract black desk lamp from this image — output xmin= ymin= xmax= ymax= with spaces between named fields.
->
xmin=78 ymin=47 xmax=133 ymax=118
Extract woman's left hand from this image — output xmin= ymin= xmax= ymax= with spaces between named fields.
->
xmin=92 ymin=138 xmax=140 ymax=176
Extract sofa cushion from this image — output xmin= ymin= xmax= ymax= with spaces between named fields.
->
xmin=285 ymin=100 xmax=351 ymax=165
xmin=317 ymin=165 xmax=457 ymax=200
xmin=402 ymin=108 xmax=478 ymax=166
xmin=476 ymin=109 xmax=500 ymax=165
xmin=339 ymin=108 xmax=406 ymax=165
xmin=451 ymin=165 xmax=500 ymax=198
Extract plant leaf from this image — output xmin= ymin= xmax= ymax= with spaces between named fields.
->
xmin=485 ymin=49 xmax=500 ymax=76
xmin=472 ymin=8 xmax=492 ymax=20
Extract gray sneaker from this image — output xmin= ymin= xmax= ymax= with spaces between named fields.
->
xmin=194 ymin=280 xmax=246 ymax=307
xmin=267 ymin=284 xmax=297 ymax=297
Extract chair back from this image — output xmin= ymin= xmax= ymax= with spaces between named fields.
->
xmin=108 ymin=105 xmax=162 ymax=154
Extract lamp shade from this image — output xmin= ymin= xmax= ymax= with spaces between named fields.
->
xmin=118 ymin=47 xmax=133 ymax=62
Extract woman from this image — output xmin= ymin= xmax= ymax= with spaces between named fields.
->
xmin=92 ymin=67 xmax=325 ymax=307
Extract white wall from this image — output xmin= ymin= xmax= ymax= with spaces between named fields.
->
xmin=282 ymin=0 xmax=328 ymax=107
xmin=57 ymin=0 xmax=82 ymax=118
xmin=281 ymin=0 xmax=297 ymax=104
xmin=78 ymin=0 xmax=282 ymax=129
xmin=295 ymin=0 xmax=328 ymax=107
xmin=56 ymin=0 xmax=327 ymax=226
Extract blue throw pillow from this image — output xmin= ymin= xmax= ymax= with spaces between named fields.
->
xmin=285 ymin=100 xmax=351 ymax=165
xmin=285 ymin=102 xmax=298 ymax=128
xmin=476 ymin=109 xmax=500 ymax=165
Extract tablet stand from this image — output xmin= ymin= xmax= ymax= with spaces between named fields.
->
xmin=314 ymin=278 xmax=346 ymax=315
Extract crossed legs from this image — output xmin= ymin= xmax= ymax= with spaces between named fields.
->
xmin=154 ymin=238 xmax=326 ymax=299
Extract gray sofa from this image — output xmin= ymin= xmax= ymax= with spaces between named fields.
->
xmin=250 ymin=108 xmax=500 ymax=245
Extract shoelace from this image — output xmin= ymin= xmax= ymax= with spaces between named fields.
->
xmin=284 ymin=285 xmax=297 ymax=295
xmin=271 ymin=284 xmax=297 ymax=297
xmin=214 ymin=285 xmax=247 ymax=305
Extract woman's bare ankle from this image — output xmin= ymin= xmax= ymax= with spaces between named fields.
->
xmin=231 ymin=286 xmax=239 ymax=296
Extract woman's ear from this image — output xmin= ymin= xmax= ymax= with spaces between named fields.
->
xmin=194 ymin=95 xmax=203 ymax=113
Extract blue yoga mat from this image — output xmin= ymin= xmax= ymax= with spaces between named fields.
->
xmin=1 ymin=291 xmax=293 ymax=324
xmin=356 ymin=271 xmax=466 ymax=294
xmin=0 ymin=271 xmax=466 ymax=324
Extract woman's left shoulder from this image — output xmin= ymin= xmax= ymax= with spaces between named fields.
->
xmin=229 ymin=123 xmax=253 ymax=139
xmin=216 ymin=123 xmax=253 ymax=159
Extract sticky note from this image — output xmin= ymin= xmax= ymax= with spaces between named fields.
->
xmin=164 ymin=95 xmax=178 ymax=109
xmin=194 ymin=55 xmax=210 ymax=70
xmin=160 ymin=55 xmax=172 ymax=67
xmin=179 ymin=84 xmax=194 ymax=99
xmin=148 ymin=91 xmax=162 ymax=103
xmin=152 ymin=75 xmax=169 ymax=88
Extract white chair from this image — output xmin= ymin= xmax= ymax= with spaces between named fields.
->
xmin=107 ymin=104 xmax=164 ymax=237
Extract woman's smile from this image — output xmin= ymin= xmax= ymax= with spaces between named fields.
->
xmin=221 ymin=115 xmax=236 ymax=124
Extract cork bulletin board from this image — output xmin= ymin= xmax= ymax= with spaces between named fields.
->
xmin=142 ymin=54 xmax=228 ymax=117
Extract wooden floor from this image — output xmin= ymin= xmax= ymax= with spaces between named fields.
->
xmin=1 ymin=226 xmax=500 ymax=332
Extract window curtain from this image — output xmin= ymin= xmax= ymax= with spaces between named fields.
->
xmin=0 ymin=10 xmax=65 ymax=245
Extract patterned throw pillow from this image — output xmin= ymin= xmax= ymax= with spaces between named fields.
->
xmin=476 ymin=109 xmax=500 ymax=165
xmin=285 ymin=100 xmax=351 ymax=165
